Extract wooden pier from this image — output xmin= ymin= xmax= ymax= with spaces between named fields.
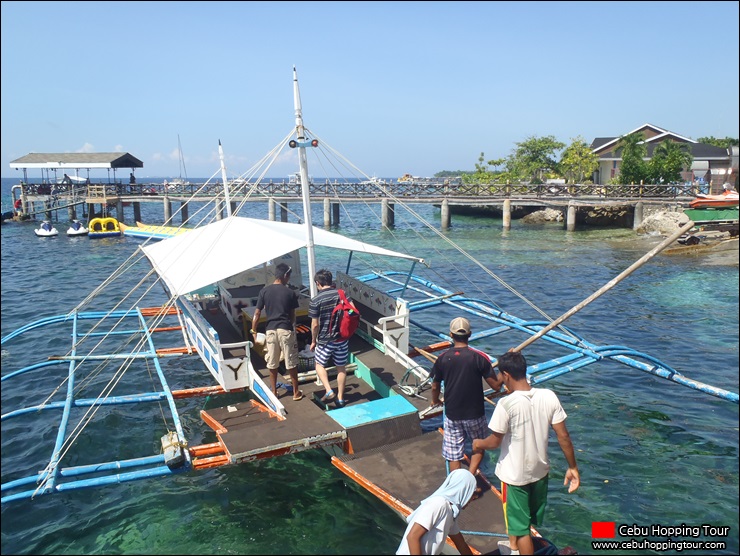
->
xmin=10 ymin=180 xmax=698 ymax=232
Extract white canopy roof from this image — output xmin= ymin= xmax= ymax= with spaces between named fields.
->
xmin=141 ymin=216 xmax=423 ymax=296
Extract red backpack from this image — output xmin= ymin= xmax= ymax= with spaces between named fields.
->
xmin=329 ymin=289 xmax=361 ymax=341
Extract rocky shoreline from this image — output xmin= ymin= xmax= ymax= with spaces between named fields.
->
xmin=518 ymin=204 xmax=683 ymax=231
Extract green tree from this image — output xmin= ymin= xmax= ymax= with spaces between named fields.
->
xmin=509 ymin=135 xmax=565 ymax=184
xmin=559 ymin=136 xmax=599 ymax=184
xmin=462 ymin=152 xmax=506 ymax=184
xmin=696 ymin=136 xmax=739 ymax=148
xmin=616 ymin=133 xmax=647 ymax=184
xmin=647 ymin=141 xmax=693 ymax=183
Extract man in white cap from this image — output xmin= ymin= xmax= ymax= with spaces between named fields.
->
xmin=430 ymin=317 xmax=502 ymax=478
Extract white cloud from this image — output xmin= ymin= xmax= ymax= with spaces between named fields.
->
xmin=76 ymin=143 xmax=95 ymax=153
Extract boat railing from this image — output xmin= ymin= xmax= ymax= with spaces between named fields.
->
xmin=336 ymin=272 xmax=416 ymax=369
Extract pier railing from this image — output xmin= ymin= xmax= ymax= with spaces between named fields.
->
xmin=15 ymin=181 xmax=702 ymax=209
xmin=82 ymin=181 xmax=700 ymax=201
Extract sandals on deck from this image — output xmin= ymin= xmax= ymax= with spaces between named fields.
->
xmin=292 ymin=390 xmax=304 ymax=401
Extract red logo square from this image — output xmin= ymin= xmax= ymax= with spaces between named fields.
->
xmin=592 ymin=521 xmax=616 ymax=538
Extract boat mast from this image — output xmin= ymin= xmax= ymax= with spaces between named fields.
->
xmin=293 ymin=67 xmax=318 ymax=297
xmin=218 ymin=140 xmax=232 ymax=217
xmin=177 ymin=134 xmax=187 ymax=182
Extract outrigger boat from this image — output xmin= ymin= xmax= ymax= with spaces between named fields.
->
xmin=2 ymin=69 xmax=738 ymax=554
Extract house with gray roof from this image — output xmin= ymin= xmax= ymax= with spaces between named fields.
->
xmin=590 ymin=124 xmax=737 ymax=192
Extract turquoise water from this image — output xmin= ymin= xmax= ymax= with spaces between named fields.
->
xmin=1 ymin=178 xmax=738 ymax=555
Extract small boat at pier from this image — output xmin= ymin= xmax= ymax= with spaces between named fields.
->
xmin=66 ymin=219 xmax=88 ymax=236
xmin=688 ymin=188 xmax=739 ymax=209
xmin=33 ymin=220 xmax=58 ymax=237
xmin=87 ymin=216 xmax=122 ymax=238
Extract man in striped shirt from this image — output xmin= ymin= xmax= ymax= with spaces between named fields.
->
xmin=309 ymin=269 xmax=349 ymax=408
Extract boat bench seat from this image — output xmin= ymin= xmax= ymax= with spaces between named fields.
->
xmin=354 ymin=301 xmax=404 ymax=330
xmin=336 ymin=271 xmax=406 ymax=333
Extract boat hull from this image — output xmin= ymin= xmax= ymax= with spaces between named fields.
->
xmin=688 ymin=191 xmax=739 ymax=209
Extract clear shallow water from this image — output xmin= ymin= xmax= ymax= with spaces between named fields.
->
xmin=2 ymin=178 xmax=738 ymax=555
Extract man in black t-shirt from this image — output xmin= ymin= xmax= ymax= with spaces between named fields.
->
xmin=251 ymin=263 xmax=303 ymax=401
xmin=431 ymin=317 xmax=502 ymax=477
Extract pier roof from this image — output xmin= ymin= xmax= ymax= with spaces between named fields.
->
xmin=9 ymin=152 xmax=143 ymax=170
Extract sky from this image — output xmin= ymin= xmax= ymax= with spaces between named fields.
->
xmin=1 ymin=1 xmax=738 ymax=180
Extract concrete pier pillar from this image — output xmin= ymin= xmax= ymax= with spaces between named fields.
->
xmin=45 ymin=199 xmax=53 ymax=221
xmin=381 ymin=199 xmax=395 ymax=228
xmin=268 ymin=198 xmax=276 ymax=221
xmin=181 ymin=202 xmax=189 ymax=225
xmin=332 ymin=203 xmax=340 ymax=226
xmin=503 ymin=199 xmax=511 ymax=230
xmin=280 ymin=203 xmax=288 ymax=222
xmin=116 ymin=201 xmax=124 ymax=221
xmin=566 ymin=202 xmax=576 ymax=232
xmin=441 ymin=199 xmax=451 ymax=230
xmin=133 ymin=202 xmax=141 ymax=223
xmin=163 ymin=196 xmax=172 ymax=225
xmin=324 ymin=198 xmax=331 ymax=227
xmin=215 ymin=200 xmax=223 ymax=221
xmin=68 ymin=203 xmax=76 ymax=221
xmin=633 ymin=201 xmax=644 ymax=230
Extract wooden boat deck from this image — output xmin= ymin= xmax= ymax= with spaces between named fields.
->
xmin=334 ymin=432 xmax=508 ymax=555
xmin=198 ymin=324 xmax=507 ymax=553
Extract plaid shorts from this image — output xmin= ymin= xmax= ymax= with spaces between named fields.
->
xmin=442 ymin=415 xmax=489 ymax=462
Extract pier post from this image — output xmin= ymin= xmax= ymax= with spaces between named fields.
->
xmin=502 ymin=199 xmax=511 ymax=230
xmin=268 ymin=198 xmax=276 ymax=221
xmin=181 ymin=202 xmax=189 ymax=225
xmin=133 ymin=202 xmax=141 ymax=223
xmin=332 ymin=203 xmax=340 ymax=226
xmin=566 ymin=202 xmax=576 ymax=232
xmin=381 ymin=199 xmax=395 ymax=229
xmin=45 ymin=199 xmax=52 ymax=221
xmin=280 ymin=203 xmax=288 ymax=222
xmin=231 ymin=201 xmax=237 ymax=216
xmin=163 ymin=195 xmax=172 ymax=225
xmin=67 ymin=203 xmax=76 ymax=221
xmin=324 ymin=198 xmax=331 ymax=227
xmin=441 ymin=199 xmax=450 ymax=230
xmin=116 ymin=201 xmax=124 ymax=222
xmin=633 ymin=201 xmax=644 ymax=230
xmin=215 ymin=199 xmax=223 ymax=221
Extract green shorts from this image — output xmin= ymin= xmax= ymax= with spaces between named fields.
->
xmin=503 ymin=475 xmax=549 ymax=537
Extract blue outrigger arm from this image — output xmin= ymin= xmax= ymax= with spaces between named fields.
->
xmin=361 ymin=271 xmax=739 ymax=405
xmin=1 ymin=309 xmax=192 ymax=503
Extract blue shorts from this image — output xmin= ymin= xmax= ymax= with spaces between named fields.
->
xmin=442 ymin=415 xmax=489 ymax=462
xmin=314 ymin=340 xmax=349 ymax=367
